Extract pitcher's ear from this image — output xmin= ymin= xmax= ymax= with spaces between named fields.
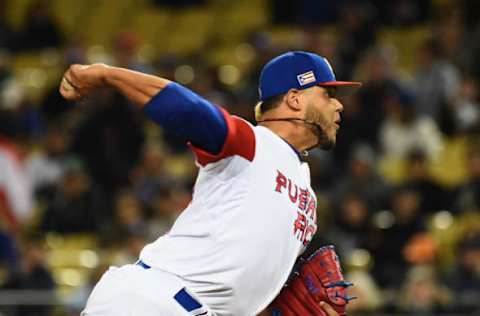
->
xmin=285 ymin=89 xmax=301 ymax=112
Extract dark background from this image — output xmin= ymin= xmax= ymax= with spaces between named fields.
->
xmin=0 ymin=0 xmax=479 ymax=315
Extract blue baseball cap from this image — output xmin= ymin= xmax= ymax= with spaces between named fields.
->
xmin=258 ymin=51 xmax=361 ymax=101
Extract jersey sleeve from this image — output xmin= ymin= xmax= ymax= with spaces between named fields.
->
xmin=188 ymin=108 xmax=256 ymax=167
xmin=143 ymin=82 xmax=256 ymax=167
xmin=143 ymin=82 xmax=228 ymax=155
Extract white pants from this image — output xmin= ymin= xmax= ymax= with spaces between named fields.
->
xmin=81 ymin=263 xmax=213 ymax=316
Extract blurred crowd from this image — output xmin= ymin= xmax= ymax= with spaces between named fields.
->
xmin=1 ymin=0 xmax=480 ymax=315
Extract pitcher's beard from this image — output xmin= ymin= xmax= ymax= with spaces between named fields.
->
xmin=305 ymin=123 xmax=334 ymax=151
xmin=319 ymin=133 xmax=335 ymax=150
xmin=304 ymin=107 xmax=335 ymax=151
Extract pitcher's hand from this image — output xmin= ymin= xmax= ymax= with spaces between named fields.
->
xmin=59 ymin=63 xmax=109 ymax=101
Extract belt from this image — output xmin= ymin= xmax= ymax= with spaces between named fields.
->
xmin=135 ymin=260 xmax=207 ymax=315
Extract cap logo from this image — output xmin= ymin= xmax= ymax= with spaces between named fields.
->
xmin=297 ymin=71 xmax=316 ymax=86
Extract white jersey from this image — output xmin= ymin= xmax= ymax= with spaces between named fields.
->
xmin=140 ymin=112 xmax=318 ymax=316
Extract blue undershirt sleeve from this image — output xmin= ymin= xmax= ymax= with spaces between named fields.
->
xmin=143 ymin=82 xmax=228 ymax=154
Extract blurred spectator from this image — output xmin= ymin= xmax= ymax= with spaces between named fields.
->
xmin=399 ymin=264 xmax=451 ymax=313
xmin=26 ymin=123 xmax=71 ymax=197
xmin=72 ymin=90 xmax=145 ymax=198
xmin=441 ymin=75 xmax=480 ymax=135
xmin=1 ymin=234 xmax=56 ymax=316
xmin=327 ymin=193 xmax=376 ymax=259
xmin=413 ymin=38 xmax=460 ymax=120
xmin=1 ymin=71 xmax=44 ymax=139
xmin=403 ymin=149 xmax=452 ymax=214
xmin=13 ymin=0 xmax=63 ymax=52
xmin=0 ymin=110 xmax=34 ymax=233
xmin=454 ymin=76 xmax=480 ymax=132
xmin=379 ymin=84 xmax=443 ymax=161
xmin=354 ymin=46 xmax=402 ymax=150
xmin=131 ymin=142 xmax=171 ymax=206
xmin=0 ymin=65 xmax=21 ymax=110
xmin=109 ymin=190 xmax=147 ymax=240
xmin=456 ymin=147 xmax=480 ymax=212
xmin=446 ymin=233 xmax=480 ymax=314
xmin=40 ymin=158 xmax=107 ymax=234
xmin=331 ymin=143 xmax=389 ymax=211
xmin=14 ymin=101 xmax=44 ymax=140
xmin=344 ymin=269 xmax=384 ymax=312
xmin=371 ymin=186 xmax=425 ymax=289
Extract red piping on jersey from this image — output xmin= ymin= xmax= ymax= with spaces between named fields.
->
xmin=188 ymin=108 xmax=256 ymax=166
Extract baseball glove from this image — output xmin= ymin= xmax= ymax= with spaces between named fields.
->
xmin=270 ymin=246 xmax=355 ymax=316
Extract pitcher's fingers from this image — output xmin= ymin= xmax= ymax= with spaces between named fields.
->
xmin=59 ymin=81 xmax=82 ymax=100
xmin=64 ymin=69 xmax=81 ymax=90
xmin=63 ymin=74 xmax=79 ymax=90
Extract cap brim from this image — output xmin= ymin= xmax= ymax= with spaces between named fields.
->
xmin=318 ymin=81 xmax=362 ymax=97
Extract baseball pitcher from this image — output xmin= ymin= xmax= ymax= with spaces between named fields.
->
xmin=60 ymin=51 xmax=361 ymax=316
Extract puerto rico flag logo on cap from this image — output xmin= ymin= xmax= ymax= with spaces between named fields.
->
xmin=297 ymin=71 xmax=316 ymax=86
